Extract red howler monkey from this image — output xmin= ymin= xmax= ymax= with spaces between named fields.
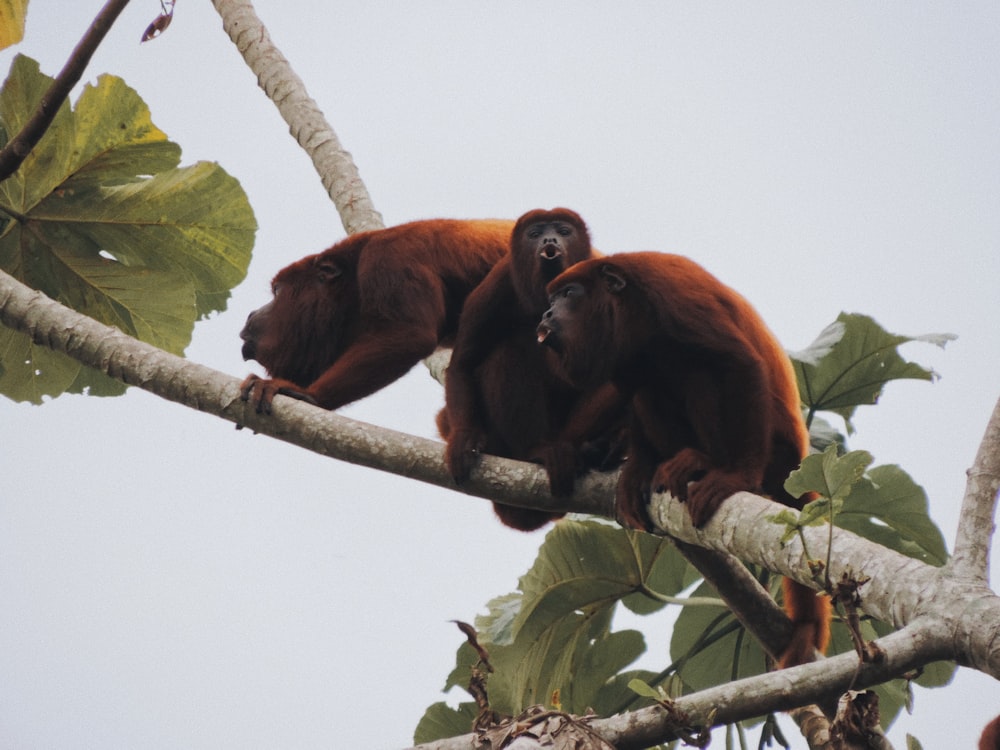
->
xmin=537 ymin=251 xmax=830 ymax=666
xmin=981 ymin=715 xmax=1000 ymax=750
xmin=440 ymin=208 xmax=625 ymax=531
xmin=239 ymin=219 xmax=512 ymax=413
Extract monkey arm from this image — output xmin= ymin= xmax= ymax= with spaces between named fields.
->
xmin=241 ymin=324 xmax=438 ymax=413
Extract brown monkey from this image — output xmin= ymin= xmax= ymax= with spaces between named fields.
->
xmin=240 ymin=219 xmax=512 ymax=412
xmin=539 ymin=251 xmax=829 ymax=666
xmin=441 ymin=208 xmax=625 ymax=530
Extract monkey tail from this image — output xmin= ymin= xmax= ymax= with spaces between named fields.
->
xmin=778 ymin=577 xmax=832 ymax=668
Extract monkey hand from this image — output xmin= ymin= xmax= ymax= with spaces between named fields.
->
xmin=445 ymin=428 xmax=487 ymax=485
xmin=684 ymin=469 xmax=755 ymax=528
xmin=530 ymin=440 xmax=577 ymax=497
xmin=615 ymin=461 xmax=655 ymax=531
xmin=651 ymin=448 xmax=709 ymax=503
xmin=239 ymin=374 xmax=318 ymax=415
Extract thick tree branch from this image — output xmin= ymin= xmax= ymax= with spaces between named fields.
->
xmin=5 ymin=265 xmax=1000 ymax=746
xmin=948 ymin=395 xmax=1000 ymax=582
xmin=5 ymin=264 xmax=999 ymax=668
xmin=652 ymin=487 xmax=1000 ymax=677
xmin=0 ymin=0 xmax=131 ymax=182
xmin=0 ymin=268 xmax=613 ymax=517
xmin=211 ymin=0 xmax=383 ymax=234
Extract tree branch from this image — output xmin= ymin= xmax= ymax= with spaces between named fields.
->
xmin=0 ymin=268 xmax=613 ymax=517
xmin=6 ymin=264 xmax=1000 ymax=744
xmin=948 ymin=394 xmax=1000 ymax=583
xmin=210 ymin=0 xmax=383 ymax=234
xmin=0 ymin=0 xmax=131 ymax=182
xmin=406 ymin=625 xmax=952 ymax=750
xmin=5 ymin=264 xmax=999 ymax=669
xmin=653 ymin=486 xmax=1000 ymax=676
xmin=672 ymin=540 xmax=793 ymax=661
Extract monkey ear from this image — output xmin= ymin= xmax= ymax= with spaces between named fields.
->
xmin=598 ymin=264 xmax=627 ymax=293
xmin=316 ymin=259 xmax=342 ymax=282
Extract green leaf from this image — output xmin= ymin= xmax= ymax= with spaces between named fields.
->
xmin=452 ymin=521 xmax=697 ymax=717
xmin=0 ymin=55 xmax=255 ymax=403
xmin=412 ymin=701 xmax=477 ymax=744
xmin=0 ymin=326 xmax=79 ymax=402
xmin=485 ymin=604 xmax=621 ymax=714
xmin=595 ymin=670 xmax=670 ymax=716
xmin=512 ymin=521 xmax=693 ymax=641
xmin=791 ymin=313 xmax=955 ymax=433
xmin=785 ymin=444 xmax=873 ymax=503
xmin=837 ymin=465 xmax=949 ymax=565
xmin=671 ymin=580 xmax=768 ymax=694
xmin=627 ymin=677 xmax=665 ymax=701
xmin=476 ymin=592 xmax=523 ymax=646
xmin=797 ymin=497 xmax=841 ymax=526
xmin=806 ymin=413 xmax=846 ymax=454
xmin=441 ymin=641 xmax=482 ymax=694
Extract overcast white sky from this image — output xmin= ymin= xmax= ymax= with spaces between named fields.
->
xmin=2 ymin=2 xmax=999 ymax=748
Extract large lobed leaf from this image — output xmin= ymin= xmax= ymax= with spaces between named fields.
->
xmin=414 ymin=521 xmax=697 ymax=742
xmin=0 ymin=55 xmax=256 ymax=402
xmin=790 ymin=312 xmax=955 ymax=433
xmin=510 ymin=520 xmax=695 ymax=643
xmin=838 ymin=464 xmax=949 ymax=566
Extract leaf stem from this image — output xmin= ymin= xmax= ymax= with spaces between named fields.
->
xmin=638 ymin=585 xmax=727 ymax=607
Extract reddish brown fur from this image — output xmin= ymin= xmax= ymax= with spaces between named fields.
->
xmin=441 ymin=208 xmax=625 ymax=530
xmin=539 ymin=251 xmax=830 ymax=665
xmin=981 ymin=716 xmax=1000 ymax=750
xmin=239 ymin=219 xmax=512 ymax=412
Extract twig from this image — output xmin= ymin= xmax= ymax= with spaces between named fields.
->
xmin=0 ymin=0 xmax=132 ymax=182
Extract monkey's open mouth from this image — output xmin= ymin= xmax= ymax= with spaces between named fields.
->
xmin=241 ymin=340 xmax=256 ymax=360
xmin=539 ymin=246 xmax=564 ymax=261
xmin=536 ymin=322 xmax=559 ymax=351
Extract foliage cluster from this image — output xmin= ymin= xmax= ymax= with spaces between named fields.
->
xmin=0 ymin=55 xmax=255 ymax=401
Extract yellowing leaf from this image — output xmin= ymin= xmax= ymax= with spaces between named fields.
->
xmin=0 ymin=0 xmax=28 ymax=49
xmin=0 ymin=55 xmax=256 ymax=403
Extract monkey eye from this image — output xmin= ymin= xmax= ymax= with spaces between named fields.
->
xmin=556 ymin=225 xmax=572 ymax=236
xmin=527 ymin=227 xmax=542 ymax=239
xmin=553 ymin=283 xmax=582 ymax=301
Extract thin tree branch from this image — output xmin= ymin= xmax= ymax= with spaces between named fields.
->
xmin=0 ymin=0 xmax=131 ymax=182
xmin=672 ymin=540 xmax=793 ymax=661
xmin=948 ymin=395 xmax=1000 ymax=583
xmin=210 ymin=0 xmax=383 ymax=234
xmin=406 ymin=625 xmax=951 ymax=750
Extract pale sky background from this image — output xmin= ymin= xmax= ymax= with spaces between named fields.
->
xmin=2 ymin=2 xmax=999 ymax=748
